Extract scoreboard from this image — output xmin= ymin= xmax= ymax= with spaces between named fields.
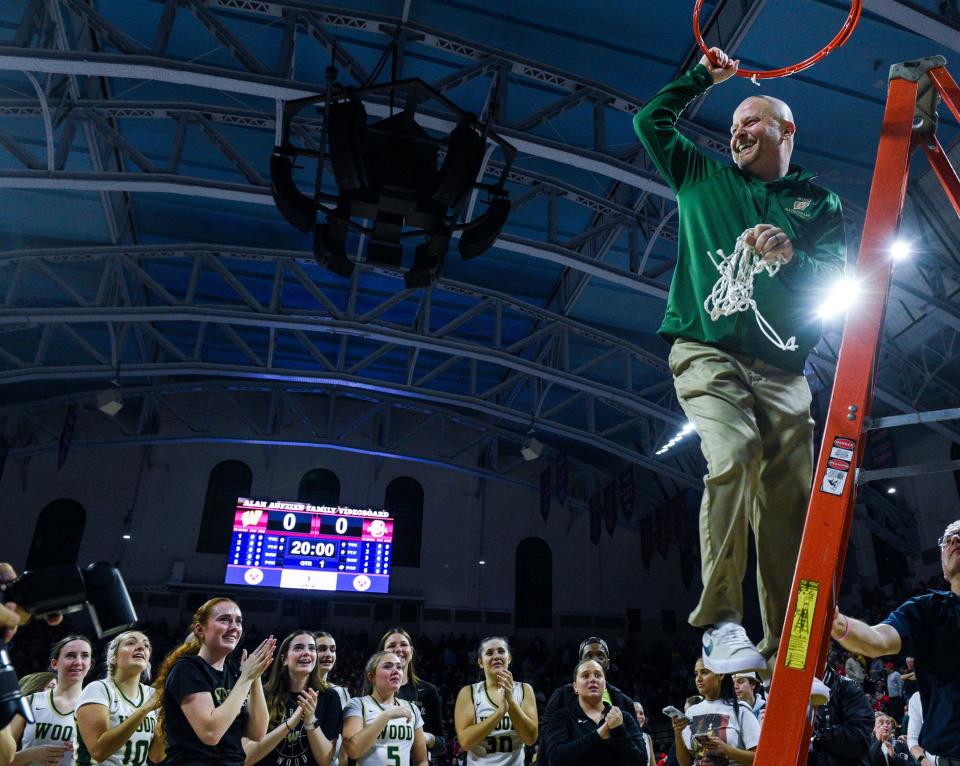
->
xmin=224 ymin=498 xmax=393 ymax=594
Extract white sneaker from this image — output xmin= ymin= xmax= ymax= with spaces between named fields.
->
xmin=701 ymin=622 xmax=766 ymax=674
xmin=810 ymin=676 xmax=831 ymax=706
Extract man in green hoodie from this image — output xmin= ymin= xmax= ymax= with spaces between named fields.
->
xmin=633 ymin=47 xmax=846 ymax=675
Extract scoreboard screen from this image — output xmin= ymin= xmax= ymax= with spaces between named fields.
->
xmin=224 ymin=498 xmax=393 ymax=594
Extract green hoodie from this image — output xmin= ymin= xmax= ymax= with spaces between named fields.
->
xmin=633 ymin=64 xmax=846 ymax=374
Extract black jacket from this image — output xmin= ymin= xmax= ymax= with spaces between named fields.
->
xmin=544 ymin=681 xmax=635 ymax=727
xmin=808 ymin=668 xmax=874 ymax=766
xmin=863 ymin=738 xmax=919 ymax=766
xmin=397 ymin=678 xmax=446 ymax=754
xmin=541 ymin=703 xmax=647 ymax=766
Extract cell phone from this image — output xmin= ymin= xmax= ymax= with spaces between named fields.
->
xmin=662 ymin=705 xmax=685 ymax=719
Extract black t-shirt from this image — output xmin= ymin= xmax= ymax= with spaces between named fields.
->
xmin=163 ymin=654 xmax=247 ymax=766
xmin=257 ymin=689 xmax=343 ymax=766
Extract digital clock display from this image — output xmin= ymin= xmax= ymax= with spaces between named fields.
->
xmin=224 ymin=498 xmax=393 ymax=594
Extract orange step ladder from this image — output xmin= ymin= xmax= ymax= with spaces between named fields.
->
xmin=755 ymin=55 xmax=960 ymax=766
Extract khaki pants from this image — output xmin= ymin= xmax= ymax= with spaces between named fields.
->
xmin=668 ymin=338 xmax=814 ymax=658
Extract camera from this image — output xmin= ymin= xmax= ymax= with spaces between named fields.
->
xmin=1 ymin=562 xmax=137 ymax=729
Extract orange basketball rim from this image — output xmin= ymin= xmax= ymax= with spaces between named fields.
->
xmin=692 ymin=0 xmax=863 ymax=80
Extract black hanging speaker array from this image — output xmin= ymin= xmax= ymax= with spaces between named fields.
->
xmin=270 ymin=72 xmax=516 ymax=288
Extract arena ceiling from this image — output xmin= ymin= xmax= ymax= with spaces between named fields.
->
xmin=0 ymin=0 xmax=959 ymax=518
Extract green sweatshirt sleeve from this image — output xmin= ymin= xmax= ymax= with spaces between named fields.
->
xmin=632 ymin=64 xmax=720 ymax=192
xmin=779 ymin=191 xmax=846 ymax=291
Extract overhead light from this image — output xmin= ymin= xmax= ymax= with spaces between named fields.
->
xmin=122 ymin=534 xmax=131 ymax=540
xmin=886 ymin=487 xmax=896 ymax=495
xmin=478 ymin=560 xmax=486 ymax=565
xmin=817 ymin=276 xmax=859 ymax=320
xmin=655 ymin=421 xmax=697 ymax=457
xmin=97 ymin=388 xmax=123 ymax=416
xmin=890 ymin=239 xmax=912 ymax=261
xmin=521 ymin=435 xmax=544 ymax=461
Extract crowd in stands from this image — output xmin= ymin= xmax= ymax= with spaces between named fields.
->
xmin=4 ymin=568 xmax=949 ymax=766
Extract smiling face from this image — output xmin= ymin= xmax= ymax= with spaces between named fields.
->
xmin=283 ymin=633 xmax=317 ymax=677
xmin=694 ymin=658 xmax=722 ymax=700
xmin=112 ymin=632 xmax=151 ymax=678
xmin=730 ymin=96 xmax=795 ymax=182
xmin=315 ymin=633 xmax=337 ymax=675
xmin=52 ymin=640 xmax=92 ymax=685
xmin=573 ymin=660 xmax=606 ymax=703
xmin=371 ymin=652 xmax=405 ymax=695
xmin=634 ymin=702 xmax=646 ymax=727
xmin=383 ymin=632 xmax=413 ymax=665
xmin=197 ymin=600 xmax=243 ymax=656
xmin=478 ymin=638 xmax=511 ymax=678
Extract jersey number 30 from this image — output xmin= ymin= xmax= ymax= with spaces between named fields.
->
xmin=485 ymin=736 xmax=513 ymax=753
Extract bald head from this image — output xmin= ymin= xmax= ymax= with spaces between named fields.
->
xmin=738 ymin=96 xmax=795 ymax=128
xmin=729 ymin=95 xmax=796 ymax=181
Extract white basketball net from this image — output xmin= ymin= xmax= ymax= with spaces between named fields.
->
xmin=703 ymin=229 xmax=798 ymax=352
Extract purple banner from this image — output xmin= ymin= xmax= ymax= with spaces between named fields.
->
xmin=539 ymin=466 xmax=551 ymax=522
xmin=655 ymin=500 xmax=671 ymax=559
xmin=57 ymin=403 xmax=78 ymax=470
xmin=639 ymin=512 xmax=654 ymax=570
xmin=618 ymin=468 xmax=635 ymax=521
xmin=589 ymin=494 xmax=602 ymax=545
xmin=603 ymin=480 xmax=617 ymax=536
xmin=555 ymin=452 xmax=567 ymax=505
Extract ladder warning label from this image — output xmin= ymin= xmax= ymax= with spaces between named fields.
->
xmin=821 ymin=436 xmax=856 ymax=495
xmin=785 ymin=579 xmax=820 ymax=670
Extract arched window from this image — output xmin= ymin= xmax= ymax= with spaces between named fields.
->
xmin=515 ymin=537 xmax=552 ymax=629
xmin=298 ymin=468 xmax=340 ymax=506
xmin=384 ymin=476 xmax=423 ymax=568
xmin=197 ymin=460 xmax=253 ymax=554
xmin=26 ymin=499 xmax=86 ymax=569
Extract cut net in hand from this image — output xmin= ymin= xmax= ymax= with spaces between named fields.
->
xmin=704 ymin=229 xmax=798 ymax=352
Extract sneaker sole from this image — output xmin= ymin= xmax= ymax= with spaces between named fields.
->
xmin=701 ymin=649 xmax=767 ymax=674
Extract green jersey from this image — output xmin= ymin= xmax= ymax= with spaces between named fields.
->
xmin=633 ymin=64 xmax=846 ymax=374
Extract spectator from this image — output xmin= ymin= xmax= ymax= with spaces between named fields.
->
xmin=901 ymin=658 xmax=917 ymax=701
xmin=731 ymin=673 xmax=765 ymax=719
xmin=342 ymin=651 xmax=428 ymax=766
xmin=540 ymin=660 xmax=646 ymax=766
xmin=453 ymin=636 xmax=537 ymax=764
xmin=243 ymin=630 xmax=341 ymax=766
xmin=378 ymin=629 xmax=446 ymax=759
xmin=75 ymin=630 xmax=162 ymax=766
xmin=806 ymin=665 xmax=873 ymax=766
xmin=10 ymin=635 xmax=93 ymax=766
xmin=312 ymin=632 xmax=349 ymax=765
xmin=885 ymin=664 xmax=904 ymax=722
xmin=864 ymin=714 xmax=917 ymax=766
xmin=832 ymin=519 xmax=960 ymax=763
xmin=632 ymin=703 xmax=656 ymax=766
xmin=905 ymin=691 xmax=938 ymax=766
xmin=152 ymin=598 xmax=274 ymax=766
xmin=844 ymin=655 xmax=865 ymax=685
xmin=544 ymin=638 xmax=634 ymax=728
xmin=670 ymin=659 xmax=759 ymax=766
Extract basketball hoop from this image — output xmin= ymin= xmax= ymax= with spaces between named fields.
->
xmin=692 ymin=0 xmax=862 ymax=81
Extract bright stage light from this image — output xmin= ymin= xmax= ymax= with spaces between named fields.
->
xmin=890 ymin=239 xmax=912 ymax=261
xmin=655 ymin=421 xmax=697 ymax=457
xmin=817 ymin=276 xmax=859 ymax=320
